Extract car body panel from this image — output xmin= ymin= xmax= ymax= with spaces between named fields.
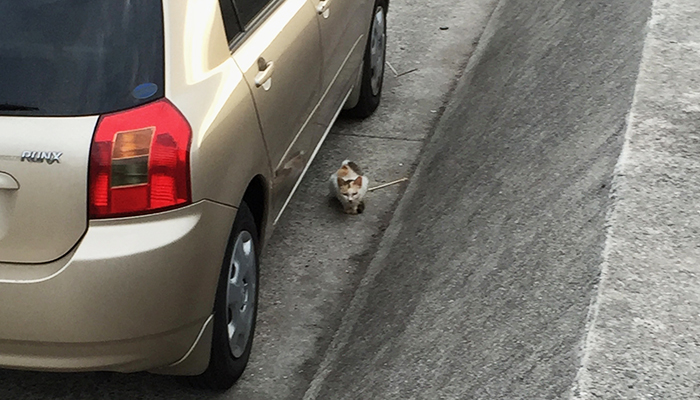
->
xmin=0 ymin=117 xmax=96 ymax=263
xmin=0 ymin=317 xmax=206 ymax=373
xmin=163 ymin=0 xmax=273 ymax=213
xmin=232 ymin=0 xmax=323 ymax=219
xmin=0 ymin=200 xmax=234 ymax=371
xmin=309 ymin=0 xmax=371 ymax=97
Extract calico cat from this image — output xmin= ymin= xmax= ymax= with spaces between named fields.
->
xmin=329 ymin=160 xmax=369 ymax=214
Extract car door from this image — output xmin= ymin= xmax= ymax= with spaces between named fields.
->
xmin=227 ymin=0 xmax=323 ymax=222
xmin=308 ymin=0 xmax=371 ymax=123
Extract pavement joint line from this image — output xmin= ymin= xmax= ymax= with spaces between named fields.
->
xmin=568 ymin=34 xmax=648 ymax=399
xmin=329 ymin=131 xmax=424 ymax=142
xmin=568 ymin=118 xmax=635 ymax=398
xmin=301 ymin=1 xmax=508 ymax=398
xmin=568 ymin=9 xmax=651 ymax=399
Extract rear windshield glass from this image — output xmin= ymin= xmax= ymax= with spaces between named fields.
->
xmin=0 ymin=1 xmax=164 ymax=117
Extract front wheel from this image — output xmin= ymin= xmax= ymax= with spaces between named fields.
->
xmin=188 ymin=201 xmax=259 ymax=390
xmin=344 ymin=0 xmax=387 ymax=118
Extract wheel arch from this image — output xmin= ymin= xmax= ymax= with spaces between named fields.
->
xmin=241 ymin=175 xmax=268 ymax=245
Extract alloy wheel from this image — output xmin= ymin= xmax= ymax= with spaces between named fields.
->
xmin=370 ymin=6 xmax=386 ymax=96
xmin=225 ymin=230 xmax=257 ymax=358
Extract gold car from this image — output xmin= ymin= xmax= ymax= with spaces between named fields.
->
xmin=0 ymin=0 xmax=386 ymax=389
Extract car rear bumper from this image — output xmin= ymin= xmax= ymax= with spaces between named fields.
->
xmin=0 ymin=200 xmax=236 ymax=373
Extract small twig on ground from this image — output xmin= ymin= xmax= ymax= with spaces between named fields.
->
xmin=386 ymin=61 xmax=399 ymax=77
xmin=396 ymin=68 xmax=418 ymax=78
xmin=368 ymin=177 xmax=409 ymax=192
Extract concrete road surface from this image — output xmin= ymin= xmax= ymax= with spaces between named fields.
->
xmin=303 ymin=0 xmax=652 ymax=398
xmin=4 ymin=0 xmax=699 ymax=398
xmin=572 ymin=0 xmax=700 ymax=398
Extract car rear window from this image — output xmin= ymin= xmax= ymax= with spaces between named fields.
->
xmin=0 ymin=1 xmax=164 ymax=117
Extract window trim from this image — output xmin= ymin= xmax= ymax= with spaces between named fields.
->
xmin=218 ymin=0 xmax=243 ymax=44
xmin=224 ymin=0 xmax=285 ymax=52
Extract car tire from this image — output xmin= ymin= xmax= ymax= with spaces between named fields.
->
xmin=344 ymin=0 xmax=388 ymax=118
xmin=188 ymin=201 xmax=259 ymax=390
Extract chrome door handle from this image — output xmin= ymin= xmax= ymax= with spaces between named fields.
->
xmin=316 ymin=0 xmax=330 ymax=14
xmin=0 ymin=172 xmax=19 ymax=190
xmin=254 ymin=61 xmax=275 ymax=88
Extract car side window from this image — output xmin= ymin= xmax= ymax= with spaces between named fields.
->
xmin=233 ymin=0 xmax=271 ymax=28
xmin=219 ymin=0 xmax=242 ymax=43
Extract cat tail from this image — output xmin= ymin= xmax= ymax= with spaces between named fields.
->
xmin=329 ymin=173 xmax=339 ymax=196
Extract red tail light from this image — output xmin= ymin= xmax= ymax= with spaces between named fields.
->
xmin=89 ymin=99 xmax=192 ymax=219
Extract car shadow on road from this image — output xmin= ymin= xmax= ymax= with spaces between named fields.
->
xmin=0 ymin=368 xmax=229 ymax=400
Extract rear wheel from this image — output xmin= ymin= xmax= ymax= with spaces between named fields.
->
xmin=189 ymin=202 xmax=259 ymax=390
xmin=344 ymin=0 xmax=387 ymax=118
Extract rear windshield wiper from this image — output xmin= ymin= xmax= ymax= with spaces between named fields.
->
xmin=0 ymin=103 xmax=39 ymax=111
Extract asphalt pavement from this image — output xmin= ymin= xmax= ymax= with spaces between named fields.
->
xmin=304 ymin=0 xmax=651 ymax=398
xmin=572 ymin=0 xmax=700 ymax=398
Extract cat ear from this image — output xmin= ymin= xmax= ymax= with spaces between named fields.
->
xmin=353 ymin=176 xmax=363 ymax=186
xmin=337 ymin=177 xmax=347 ymax=187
